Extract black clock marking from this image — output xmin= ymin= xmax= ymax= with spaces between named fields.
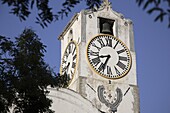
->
xmin=107 ymin=66 xmax=113 ymax=75
xmin=68 ymin=44 xmax=72 ymax=54
xmin=92 ymin=43 xmax=101 ymax=51
xmin=73 ymin=54 xmax=77 ymax=61
xmin=63 ymin=60 xmax=67 ymax=64
xmin=72 ymin=62 xmax=76 ymax=68
xmin=119 ymin=56 xmax=128 ymax=61
xmin=89 ymin=50 xmax=99 ymax=56
xmin=97 ymin=38 xmax=105 ymax=48
xmin=114 ymin=66 xmax=120 ymax=75
xmin=98 ymin=63 xmax=105 ymax=72
xmin=61 ymin=41 xmax=78 ymax=84
xmin=91 ymin=57 xmax=100 ymax=66
xmin=65 ymin=51 xmax=69 ymax=58
xmin=105 ymin=37 xmax=112 ymax=47
xmin=72 ymin=45 xmax=76 ymax=55
xmin=101 ymin=55 xmax=111 ymax=70
xmin=62 ymin=62 xmax=70 ymax=73
xmin=117 ymin=61 xmax=126 ymax=70
xmin=113 ymin=41 xmax=119 ymax=49
xmin=117 ymin=49 xmax=125 ymax=54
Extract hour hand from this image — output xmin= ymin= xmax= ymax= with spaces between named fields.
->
xmin=103 ymin=55 xmax=111 ymax=68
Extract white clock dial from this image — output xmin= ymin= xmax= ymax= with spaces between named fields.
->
xmin=86 ymin=35 xmax=132 ymax=79
xmin=60 ymin=41 xmax=78 ymax=83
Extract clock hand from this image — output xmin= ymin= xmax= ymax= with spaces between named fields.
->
xmin=99 ymin=55 xmax=110 ymax=58
xmin=66 ymin=62 xmax=70 ymax=73
xmin=62 ymin=62 xmax=70 ymax=73
xmin=103 ymin=55 xmax=111 ymax=70
xmin=67 ymin=62 xmax=70 ymax=68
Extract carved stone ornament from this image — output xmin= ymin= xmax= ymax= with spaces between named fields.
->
xmin=97 ymin=85 xmax=123 ymax=113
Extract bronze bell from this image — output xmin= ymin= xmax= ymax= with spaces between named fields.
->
xmin=101 ymin=22 xmax=112 ymax=34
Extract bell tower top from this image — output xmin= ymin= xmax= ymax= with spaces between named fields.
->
xmin=58 ymin=1 xmax=139 ymax=113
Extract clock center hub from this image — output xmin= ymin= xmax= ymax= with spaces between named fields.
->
xmin=99 ymin=47 xmax=119 ymax=67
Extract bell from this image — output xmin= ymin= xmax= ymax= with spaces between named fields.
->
xmin=101 ymin=22 xmax=112 ymax=34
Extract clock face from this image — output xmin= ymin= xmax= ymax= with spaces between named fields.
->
xmin=60 ymin=41 xmax=78 ymax=83
xmin=86 ymin=35 xmax=132 ymax=79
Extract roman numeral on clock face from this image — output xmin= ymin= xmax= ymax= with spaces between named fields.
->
xmin=68 ymin=44 xmax=72 ymax=54
xmin=92 ymin=43 xmax=101 ymax=51
xmin=65 ymin=51 xmax=69 ymax=58
xmin=119 ymin=56 xmax=127 ymax=61
xmin=107 ymin=66 xmax=112 ymax=75
xmin=89 ymin=50 xmax=99 ymax=56
xmin=91 ymin=57 xmax=100 ymax=66
xmin=117 ymin=49 xmax=125 ymax=54
xmin=73 ymin=54 xmax=77 ymax=61
xmin=98 ymin=63 xmax=105 ymax=72
xmin=113 ymin=41 xmax=119 ymax=49
xmin=72 ymin=62 xmax=76 ymax=68
xmin=97 ymin=38 xmax=105 ymax=48
xmin=114 ymin=66 xmax=120 ymax=75
xmin=117 ymin=61 xmax=126 ymax=70
xmin=105 ymin=37 xmax=112 ymax=47
xmin=72 ymin=46 xmax=76 ymax=55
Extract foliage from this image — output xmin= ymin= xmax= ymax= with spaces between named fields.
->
xmin=136 ymin=0 xmax=170 ymax=28
xmin=0 ymin=29 xmax=68 ymax=113
xmin=1 ymin=0 xmax=170 ymax=28
xmin=0 ymin=36 xmax=15 ymax=112
xmin=1 ymin=0 xmax=102 ymax=28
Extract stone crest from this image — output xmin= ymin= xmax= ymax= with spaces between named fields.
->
xmin=97 ymin=85 xmax=123 ymax=113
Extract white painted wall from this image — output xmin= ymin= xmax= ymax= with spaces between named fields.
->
xmin=48 ymin=88 xmax=100 ymax=113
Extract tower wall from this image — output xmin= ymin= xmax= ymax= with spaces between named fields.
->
xmin=58 ymin=3 xmax=139 ymax=113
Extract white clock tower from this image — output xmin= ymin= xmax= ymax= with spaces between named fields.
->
xmin=52 ymin=1 xmax=140 ymax=113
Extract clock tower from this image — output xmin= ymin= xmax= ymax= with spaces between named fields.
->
xmin=59 ymin=1 xmax=139 ymax=113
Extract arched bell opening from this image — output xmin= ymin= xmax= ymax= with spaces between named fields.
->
xmin=99 ymin=17 xmax=114 ymax=35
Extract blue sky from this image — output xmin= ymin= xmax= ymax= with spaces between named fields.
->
xmin=0 ymin=0 xmax=170 ymax=113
